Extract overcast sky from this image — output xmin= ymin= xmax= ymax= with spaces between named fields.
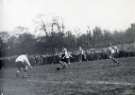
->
xmin=1 ymin=0 xmax=135 ymax=33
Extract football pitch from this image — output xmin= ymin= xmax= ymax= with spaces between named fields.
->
xmin=1 ymin=57 xmax=135 ymax=95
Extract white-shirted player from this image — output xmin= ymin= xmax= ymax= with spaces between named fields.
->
xmin=108 ymin=45 xmax=119 ymax=64
xmin=15 ymin=54 xmax=32 ymax=77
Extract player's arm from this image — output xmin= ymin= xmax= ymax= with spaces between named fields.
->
xmin=25 ymin=57 xmax=32 ymax=69
xmin=69 ymin=53 xmax=72 ymax=58
xmin=61 ymin=54 xmax=66 ymax=59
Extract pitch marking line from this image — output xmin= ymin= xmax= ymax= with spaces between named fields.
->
xmin=27 ymin=79 xmax=135 ymax=86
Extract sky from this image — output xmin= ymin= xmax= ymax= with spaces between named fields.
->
xmin=1 ymin=0 xmax=135 ymax=34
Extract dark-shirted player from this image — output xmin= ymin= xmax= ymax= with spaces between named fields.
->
xmin=57 ymin=48 xmax=71 ymax=70
xmin=78 ymin=46 xmax=87 ymax=63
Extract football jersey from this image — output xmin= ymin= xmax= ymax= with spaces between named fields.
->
xmin=15 ymin=54 xmax=31 ymax=66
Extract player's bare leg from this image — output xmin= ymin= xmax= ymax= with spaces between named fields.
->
xmin=79 ymin=55 xmax=82 ymax=64
xmin=16 ymin=69 xmax=23 ymax=78
xmin=0 ymin=88 xmax=4 ymax=95
xmin=59 ymin=61 xmax=68 ymax=69
xmin=109 ymin=56 xmax=119 ymax=64
xmin=22 ymin=66 xmax=32 ymax=78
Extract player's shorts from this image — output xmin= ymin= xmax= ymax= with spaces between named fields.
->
xmin=16 ymin=61 xmax=26 ymax=70
xmin=108 ymin=53 xmax=115 ymax=59
xmin=61 ymin=58 xmax=69 ymax=63
xmin=79 ymin=54 xmax=86 ymax=61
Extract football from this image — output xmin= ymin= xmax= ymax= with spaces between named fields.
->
xmin=56 ymin=67 xmax=60 ymax=71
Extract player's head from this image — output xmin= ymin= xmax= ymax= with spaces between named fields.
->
xmin=79 ymin=46 xmax=82 ymax=50
xmin=63 ymin=47 xmax=67 ymax=52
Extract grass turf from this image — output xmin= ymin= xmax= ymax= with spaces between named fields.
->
xmin=1 ymin=57 xmax=135 ymax=95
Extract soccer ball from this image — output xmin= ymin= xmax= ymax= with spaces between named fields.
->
xmin=56 ymin=67 xmax=61 ymax=71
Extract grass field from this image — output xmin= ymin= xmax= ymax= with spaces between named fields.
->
xmin=1 ymin=57 xmax=135 ymax=95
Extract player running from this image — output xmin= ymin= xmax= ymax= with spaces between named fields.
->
xmin=107 ymin=45 xmax=119 ymax=64
xmin=57 ymin=48 xmax=71 ymax=70
xmin=15 ymin=54 xmax=32 ymax=77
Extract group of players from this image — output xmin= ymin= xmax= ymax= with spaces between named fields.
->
xmin=15 ymin=45 xmax=119 ymax=78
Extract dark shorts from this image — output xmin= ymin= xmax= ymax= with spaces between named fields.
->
xmin=108 ymin=53 xmax=115 ymax=58
xmin=0 ymin=59 xmax=3 ymax=70
xmin=79 ymin=54 xmax=86 ymax=61
xmin=61 ymin=58 xmax=69 ymax=63
xmin=16 ymin=61 xmax=26 ymax=70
